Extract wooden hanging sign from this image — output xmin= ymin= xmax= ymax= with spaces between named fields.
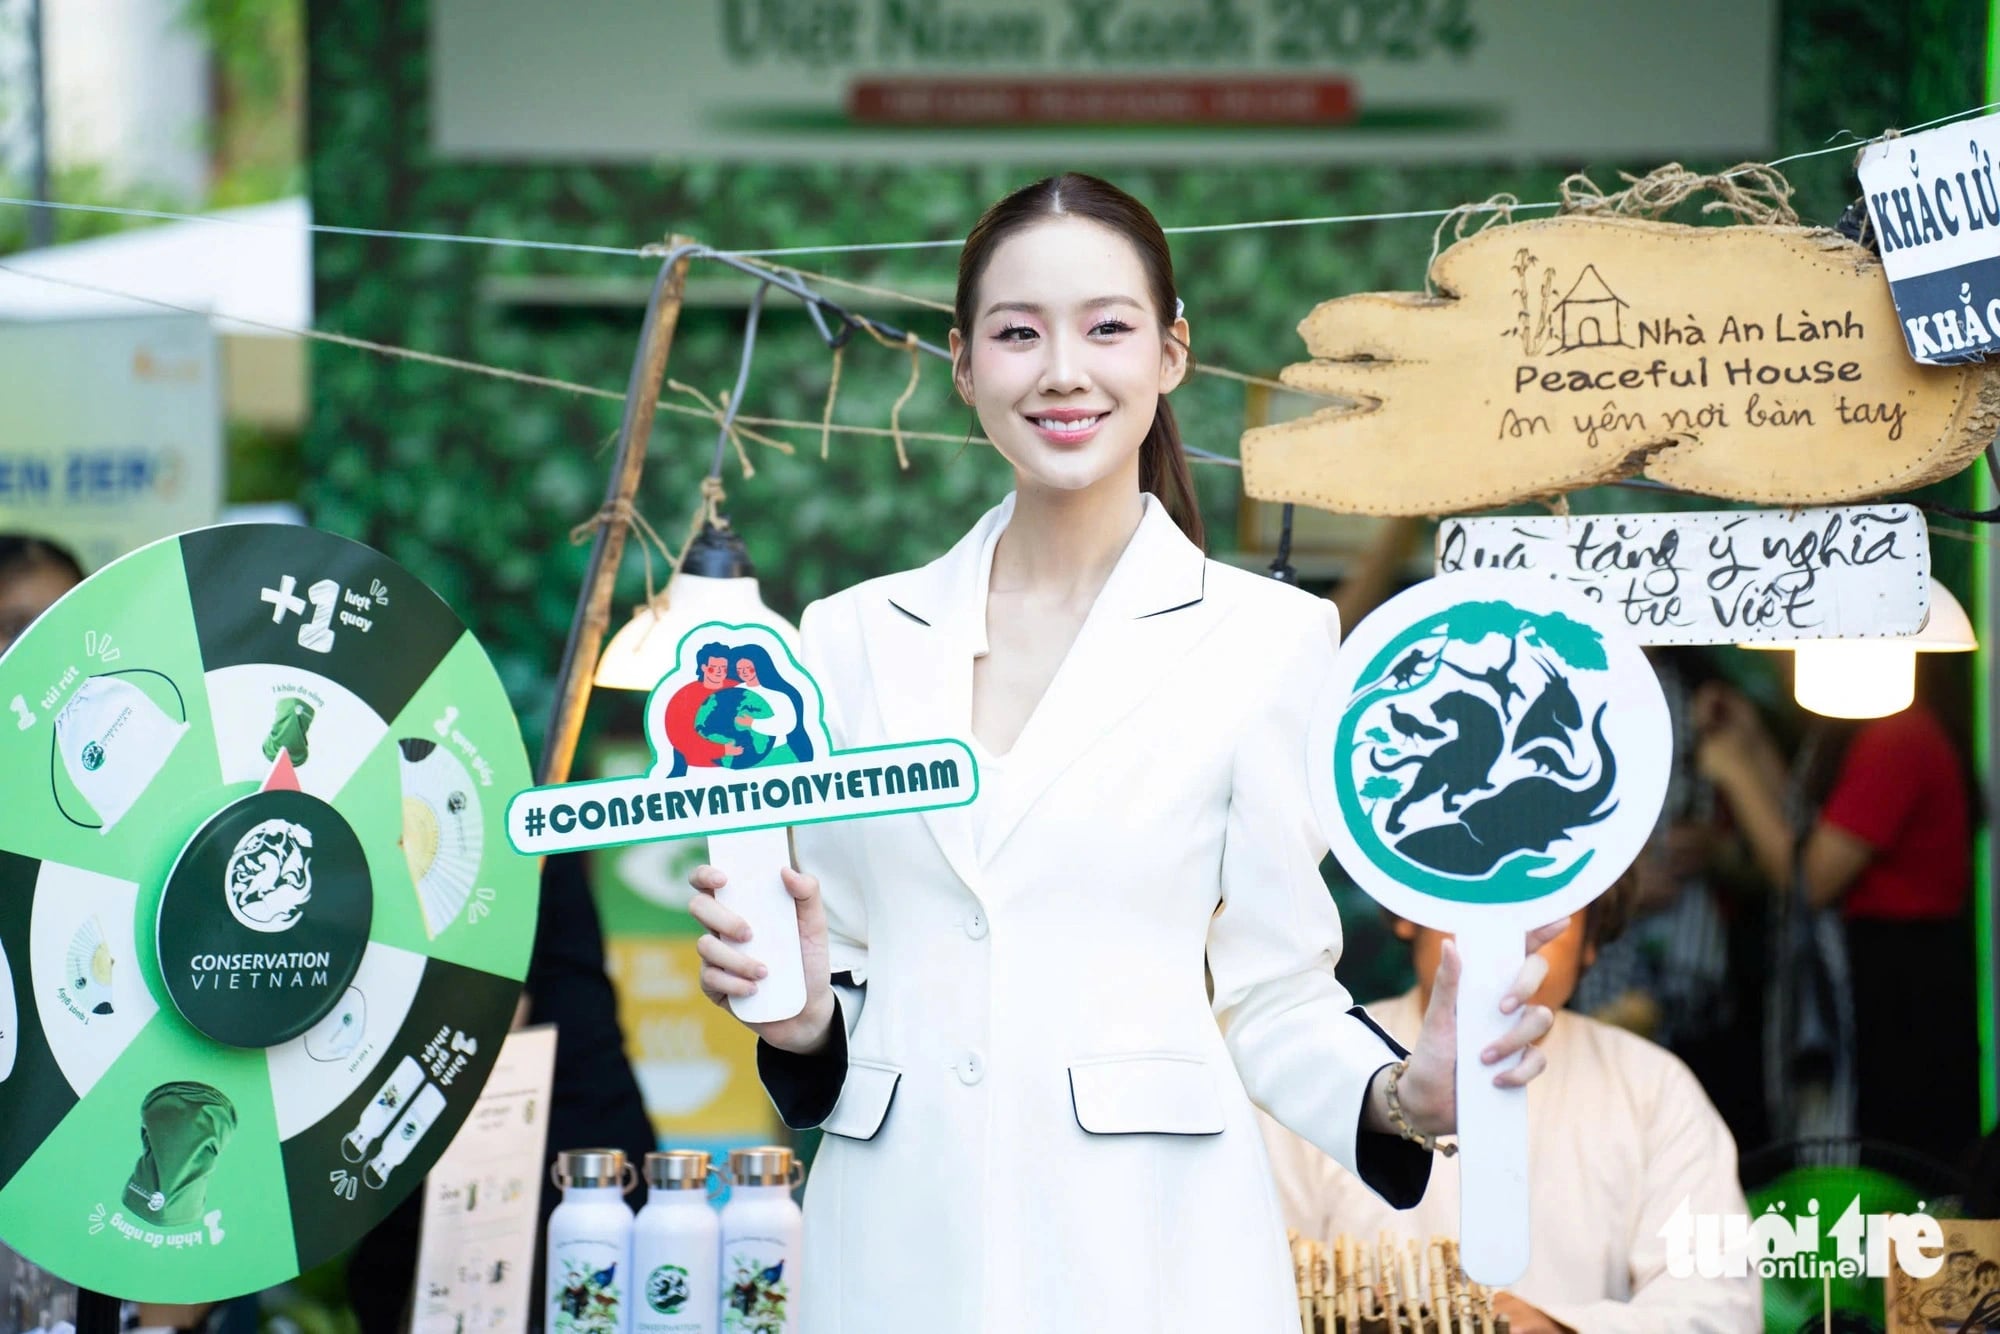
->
xmin=1242 ymin=214 xmax=2000 ymax=516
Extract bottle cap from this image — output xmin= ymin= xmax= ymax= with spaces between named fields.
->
xmin=645 ymin=1150 xmax=711 ymax=1190
xmin=553 ymin=1148 xmax=628 ymax=1189
xmin=727 ymin=1146 xmax=797 ymax=1187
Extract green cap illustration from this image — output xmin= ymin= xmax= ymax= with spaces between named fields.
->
xmin=125 ymin=1081 xmax=237 ymax=1227
xmin=262 ymin=697 xmax=316 ymax=767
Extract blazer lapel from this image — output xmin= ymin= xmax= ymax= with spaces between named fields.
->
xmin=854 ymin=498 xmax=1011 ymax=896
xmin=974 ymin=495 xmax=1219 ymax=866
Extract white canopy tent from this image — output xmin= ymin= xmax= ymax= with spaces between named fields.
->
xmin=0 ymin=197 xmax=311 ymax=427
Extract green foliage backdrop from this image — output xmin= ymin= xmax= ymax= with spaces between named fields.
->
xmin=305 ymin=0 xmax=1983 ymax=758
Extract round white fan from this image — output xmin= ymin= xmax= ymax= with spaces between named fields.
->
xmin=64 ymin=916 xmax=115 ymax=1017
xmin=396 ymin=738 xmax=484 ymax=939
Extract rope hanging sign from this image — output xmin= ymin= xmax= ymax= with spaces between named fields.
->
xmin=1241 ymin=163 xmax=2000 ymax=517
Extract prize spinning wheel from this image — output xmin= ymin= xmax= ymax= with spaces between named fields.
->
xmin=0 ymin=526 xmax=537 ymax=1302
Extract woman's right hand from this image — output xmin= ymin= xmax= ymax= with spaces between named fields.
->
xmin=688 ymin=864 xmax=837 ymax=1055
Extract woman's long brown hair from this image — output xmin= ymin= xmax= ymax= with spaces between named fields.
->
xmin=953 ymin=173 xmax=1204 ymax=550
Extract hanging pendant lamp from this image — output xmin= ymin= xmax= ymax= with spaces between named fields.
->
xmin=1739 ymin=577 xmax=1977 ymax=719
xmin=594 ymin=521 xmax=800 ymax=692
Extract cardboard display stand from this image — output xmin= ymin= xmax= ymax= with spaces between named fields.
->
xmin=1306 ymin=573 xmax=1671 ymax=1284
xmin=0 ymin=525 xmax=538 ymax=1303
xmin=509 ymin=621 xmax=977 ymax=1024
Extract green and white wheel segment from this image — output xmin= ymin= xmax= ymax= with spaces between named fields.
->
xmin=0 ymin=526 xmax=537 ymax=1302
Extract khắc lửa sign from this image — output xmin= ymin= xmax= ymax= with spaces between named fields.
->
xmin=1241 ymin=215 xmax=2000 ymax=516
xmin=430 ymin=0 xmax=1776 ymax=165
xmin=1434 ymin=504 xmax=1932 ymax=644
xmin=1858 ymin=109 xmax=2000 ymax=365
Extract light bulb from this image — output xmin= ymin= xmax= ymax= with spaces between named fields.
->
xmin=1791 ymin=640 xmax=1916 ymax=719
xmin=594 ymin=522 xmax=799 ymax=692
xmin=1735 ymin=575 xmax=1977 ymax=719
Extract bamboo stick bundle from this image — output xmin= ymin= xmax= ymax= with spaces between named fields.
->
xmin=1377 ymin=1231 xmax=1402 ymax=1330
xmin=1293 ymin=1235 xmax=1316 ymax=1334
xmin=1288 ymin=1234 xmax=1522 ymax=1334
xmin=1310 ymin=1238 xmax=1332 ymax=1334
xmin=1399 ymin=1240 xmax=1425 ymax=1334
xmin=1426 ymin=1239 xmax=1449 ymax=1333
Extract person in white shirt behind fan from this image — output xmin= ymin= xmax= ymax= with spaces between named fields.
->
xmin=1260 ymin=873 xmax=1760 ymax=1334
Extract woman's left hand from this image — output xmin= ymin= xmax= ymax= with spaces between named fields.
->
xmin=1389 ymin=922 xmax=1564 ymax=1137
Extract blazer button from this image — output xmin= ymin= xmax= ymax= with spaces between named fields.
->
xmin=964 ymin=912 xmax=988 ymax=940
xmin=956 ymin=1051 xmax=984 ymax=1085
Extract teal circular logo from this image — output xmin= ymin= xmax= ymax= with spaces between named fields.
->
xmin=1311 ymin=575 xmax=1671 ymax=921
xmin=80 ymin=742 xmax=104 ymax=771
xmin=156 ymin=790 xmax=372 ymax=1047
xmin=646 ymin=1264 xmax=690 ymax=1314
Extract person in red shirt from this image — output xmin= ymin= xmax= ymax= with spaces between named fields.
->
xmin=1696 ymin=681 xmax=1979 ymax=1158
xmin=655 ymin=643 xmax=743 ymax=772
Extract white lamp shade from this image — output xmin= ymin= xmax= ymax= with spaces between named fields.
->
xmin=594 ymin=572 xmax=801 ymax=692
xmin=1915 ymin=578 xmax=1977 ymax=650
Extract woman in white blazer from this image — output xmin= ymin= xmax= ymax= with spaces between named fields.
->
xmin=689 ymin=174 xmax=1560 ymax=1333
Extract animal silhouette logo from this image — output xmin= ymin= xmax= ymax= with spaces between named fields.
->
xmin=224 ymin=818 xmax=314 ymax=932
xmin=1326 ymin=591 xmax=1666 ymax=905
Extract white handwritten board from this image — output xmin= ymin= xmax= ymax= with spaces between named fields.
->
xmin=1858 ymin=110 xmax=2000 ymax=365
xmin=1433 ymin=505 xmax=1931 ymax=644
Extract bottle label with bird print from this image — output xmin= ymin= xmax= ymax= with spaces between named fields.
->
xmin=549 ymin=1239 xmax=626 ymax=1334
xmin=721 ymin=1236 xmax=792 ymax=1334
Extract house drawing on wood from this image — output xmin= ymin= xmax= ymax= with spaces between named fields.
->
xmin=1554 ymin=265 xmax=1629 ymax=351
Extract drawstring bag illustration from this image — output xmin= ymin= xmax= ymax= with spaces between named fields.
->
xmin=262 ymin=697 xmax=316 ymax=767
xmin=125 ymin=1081 xmax=237 ymax=1227
xmin=305 ymin=987 xmax=367 ymax=1063
xmin=51 ymin=669 xmax=189 ymax=834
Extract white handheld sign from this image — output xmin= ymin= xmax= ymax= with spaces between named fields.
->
xmin=1306 ymin=573 xmax=1670 ymax=1284
xmin=509 ymin=621 xmax=977 ymax=1023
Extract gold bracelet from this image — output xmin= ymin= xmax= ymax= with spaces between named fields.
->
xmin=1383 ymin=1060 xmax=1457 ymax=1157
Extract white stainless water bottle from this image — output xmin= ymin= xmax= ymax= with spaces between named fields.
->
xmin=546 ymin=1148 xmax=637 ymax=1334
xmin=631 ymin=1151 xmax=720 ymax=1334
xmin=717 ymin=1147 xmax=803 ymax=1334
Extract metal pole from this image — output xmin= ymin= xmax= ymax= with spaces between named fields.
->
xmin=536 ymin=241 xmax=699 ymax=787
xmin=25 ymin=0 xmax=51 ymax=249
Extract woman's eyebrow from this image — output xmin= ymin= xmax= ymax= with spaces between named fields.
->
xmin=981 ymin=295 xmax=1144 ymax=318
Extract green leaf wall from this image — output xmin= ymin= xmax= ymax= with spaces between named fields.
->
xmin=306 ymin=0 xmax=1983 ymax=759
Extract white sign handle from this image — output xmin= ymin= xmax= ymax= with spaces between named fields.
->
xmin=708 ymin=826 xmax=807 ymax=1024
xmin=1453 ymin=927 xmax=1532 ymax=1287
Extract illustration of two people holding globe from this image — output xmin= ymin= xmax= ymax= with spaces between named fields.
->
xmin=654 ymin=638 xmax=815 ymax=778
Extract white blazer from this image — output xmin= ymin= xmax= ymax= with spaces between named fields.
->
xmin=776 ymin=491 xmax=1423 ymax=1334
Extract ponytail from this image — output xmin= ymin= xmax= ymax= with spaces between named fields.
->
xmin=1138 ymin=398 xmax=1204 ymax=551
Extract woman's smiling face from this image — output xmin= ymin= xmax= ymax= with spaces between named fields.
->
xmin=951 ymin=214 xmax=1189 ymax=497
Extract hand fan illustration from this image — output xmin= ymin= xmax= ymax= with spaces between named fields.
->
xmin=396 ymin=738 xmax=483 ymax=938
xmin=64 ymin=917 xmax=116 ymax=1016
